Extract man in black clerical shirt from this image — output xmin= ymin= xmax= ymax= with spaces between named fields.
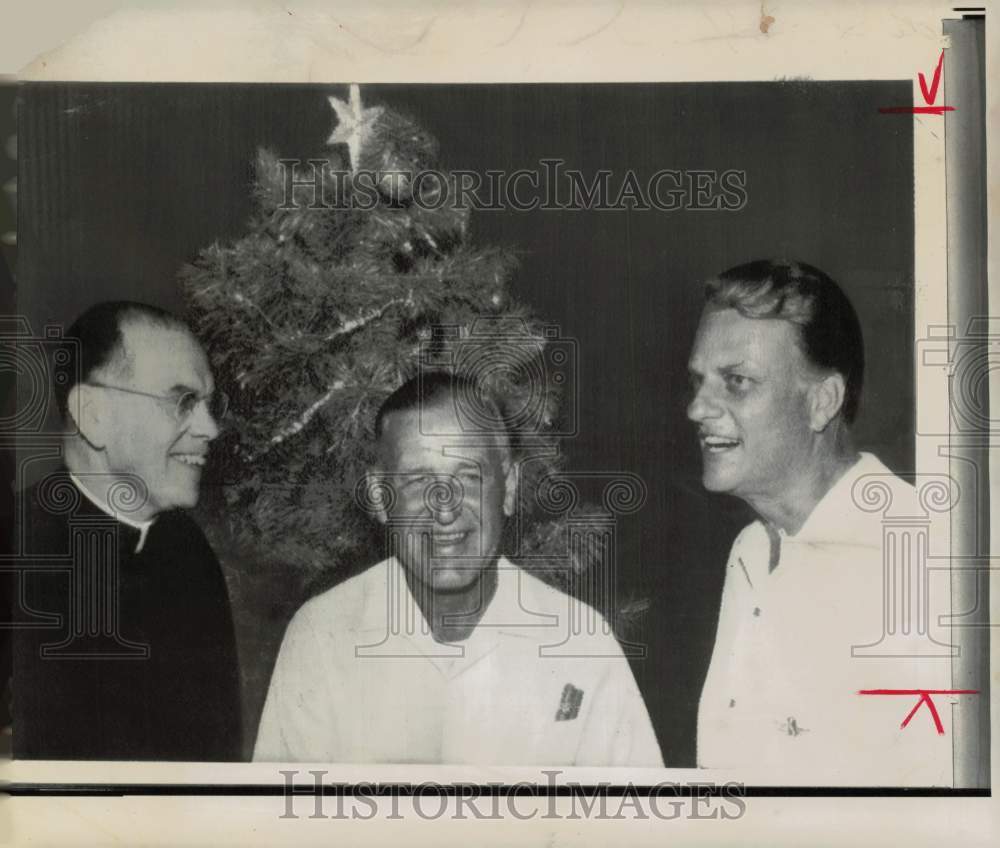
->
xmin=12 ymin=301 xmax=242 ymax=760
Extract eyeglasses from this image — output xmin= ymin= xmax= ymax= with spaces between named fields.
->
xmin=85 ymin=381 xmax=229 ymax=423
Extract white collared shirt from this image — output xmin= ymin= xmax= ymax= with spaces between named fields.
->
xmin=254 ymin=557 xmax=663 ymax=766
xmin=697 ymin=453 xmax=954 ymax=785
xmin=68 ymin=472 xmax=155 ymax=553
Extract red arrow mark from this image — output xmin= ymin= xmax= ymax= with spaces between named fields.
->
xmin=858 ymin=689 xmax=979 ymax=735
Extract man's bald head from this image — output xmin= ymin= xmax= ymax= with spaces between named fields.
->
xmin=57 ymin=301 xmax=192 ymax=424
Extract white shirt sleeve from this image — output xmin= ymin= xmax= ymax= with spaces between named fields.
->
xmin=607 ymin=654 xmax=665 ymax=768
xmin=576 ymin=624 xmax=664 ymax=768
xmin=253 ymin=604 xmax=340 ymax=763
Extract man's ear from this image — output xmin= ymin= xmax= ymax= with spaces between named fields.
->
xmin=808 ymin=372 xmax=846 ymax=432
xmin=67 ymin=383 xmax=107 ymax=449
xmin=364 ymin=470 xmax=389 ymax=525
xmin=502 ymin=456 xmax=517 ymax=518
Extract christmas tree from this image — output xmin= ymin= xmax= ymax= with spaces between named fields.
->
xmin=182 ymin=85 xmax=638 ymax=631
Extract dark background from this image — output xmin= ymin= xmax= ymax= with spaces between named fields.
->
xmin=1 ymin=82 xmax=17 ymax=745
xmin=13 ymin=82 xmax=914 ymax=765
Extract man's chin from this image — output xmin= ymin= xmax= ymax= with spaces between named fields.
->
xmin=427 ymin=566 xmax=487 ymax=593
xmin=154 ymin=486 xmax=201 ymax=513
xmin=701 ymin=469 xmax=736 ymax=494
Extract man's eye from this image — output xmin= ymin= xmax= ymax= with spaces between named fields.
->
xmin=176 ymin=391 xmax=199 ymax=417
xmin=725 ymin=374 xmax=750 ymax=391
xmin=402 ymin=475 xmax=428 ymax=490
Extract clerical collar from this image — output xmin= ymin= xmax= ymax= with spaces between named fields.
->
xmin=68 ymin=472 xmax=155 ymax=553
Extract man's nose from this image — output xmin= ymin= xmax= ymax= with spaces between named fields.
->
xmin=687 ymin=384 xmax=720 ymax=423
xmin=188 ymin=399 xmax=220 ymax=440
xmin=434 ymin=504 xmax=461 ymax=525
xmin=427 ymin=478 xmax=463 ymax=524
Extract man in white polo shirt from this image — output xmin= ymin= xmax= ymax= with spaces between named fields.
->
xmin=254 ymin=372 xmax=662 ymax=766
xmin=688 ymin=260 xmax=953 ymax=786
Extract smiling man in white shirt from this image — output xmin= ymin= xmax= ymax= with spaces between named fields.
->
xmin=688 ymin=260 xmax=953 ymax=786
xmin=254 ymin=371 xmax=662 ymax=767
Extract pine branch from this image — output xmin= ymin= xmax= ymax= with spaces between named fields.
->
xmin=322 ymin=293 xmax=414 ymax=342
xmin=264 ymin=378 xmax=348 ymax=452
xmin=184 ymin=90 xmax=609 ymax=606
xmin=233 ymin=291 xmax=283 ymax=333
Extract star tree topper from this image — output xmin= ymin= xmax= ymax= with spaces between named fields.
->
xmin=326 ymin=83 xmax=385 ymax=172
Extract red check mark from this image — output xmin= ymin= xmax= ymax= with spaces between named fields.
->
xmin=878 ymin=49 xmax=955 ymax=115
xmin=918 ymin=51 xmax=945 ymax=106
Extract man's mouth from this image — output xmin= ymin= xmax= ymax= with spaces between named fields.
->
xmin=170 ymin=453 xmax=207 ymax=467
xmin=700 ymin=434 xmax=741 ymax=453
xmin=432 ymin=530 xmax=470 ymax=549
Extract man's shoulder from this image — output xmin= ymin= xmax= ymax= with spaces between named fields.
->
xmin=157 ymin=508 xmax=212 ymax=539
xmin=16 ymin=475 xmax=69 ymax=514
xmin=730 ymin=453 xmax=919 ymax=545
xmin=292 ymin=558 xmax=390 ymax=633
xmin=848 ymin=451 xmax=916 ymax=494
xmin=512 ymin=563 xmax=588 ymax=614
xmin=727 ymin=519 xmax=770 ymax=553
xmin=507 ymin=561 xmax=620 ymax=644
xmin=821 ymin=451 xmax=921 ymax=536
xmin=13 ymin=475 xmax=77 ymax=549
xmin=149 ymin=509 xmax=220 ymax=566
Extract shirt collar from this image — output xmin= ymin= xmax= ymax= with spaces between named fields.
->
xmin=364 ymin=556 xmax=527 ymax=667
xmin=783 ymin=451 xmax=888 ymax=545
xmin=68 ymin=472 xmax=155 ymax=553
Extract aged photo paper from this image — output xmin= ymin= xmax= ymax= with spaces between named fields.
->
xmin=1 ymin=0 xmax=997 ymax=845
